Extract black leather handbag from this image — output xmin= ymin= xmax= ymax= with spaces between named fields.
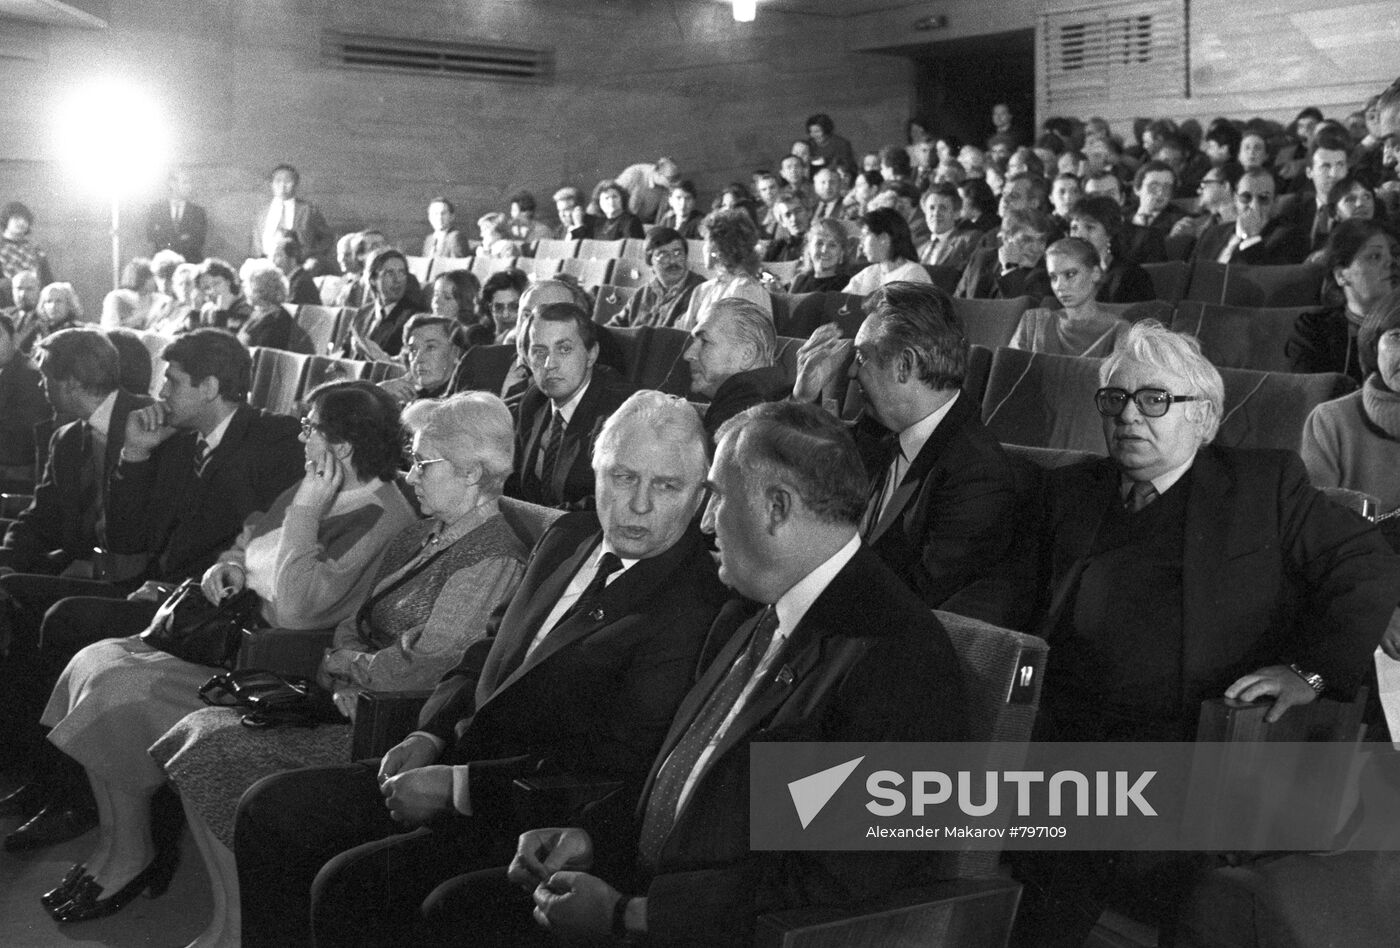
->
xmin=198 ymin=668 xmax=341 ymax=729
xmin=139 ymin=579 xmax=263 ymax=669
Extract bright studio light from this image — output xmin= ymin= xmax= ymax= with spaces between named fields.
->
xmin=52 ymin=78 xmax=170 ymax=198
xmin=733 ymin=0 xmax=756 ymax=23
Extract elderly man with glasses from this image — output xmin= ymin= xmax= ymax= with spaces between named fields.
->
xmin=1008 ymin=320 xmax=1400 ymax=946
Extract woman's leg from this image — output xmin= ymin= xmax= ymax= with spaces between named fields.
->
xmin=82 ymin=768 xmax=116 ymax=879
xmin=182 ymin=797 xmax=239 ymax=948
xmin=86 ymin=775 xmax=156 ymax=891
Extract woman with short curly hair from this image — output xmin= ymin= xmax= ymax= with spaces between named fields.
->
xmin=680 ymin=208 xmax=773 ymax=330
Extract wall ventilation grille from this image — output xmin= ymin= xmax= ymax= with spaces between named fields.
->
xmin=1040 ymin=1 xmax=1185 ymax=106
xmin=322 ymin=31 xmax=553 ymax=84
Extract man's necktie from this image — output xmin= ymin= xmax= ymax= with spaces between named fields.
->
xmin=537 ymin=410 xmax=565 ymax=490
xmin=192 ymin=437 xmax=210 ymax=475
xmin=560 ymin=552 xmax=622 ymax=625
xmin=636 ymin=606 xmax=780 ymax=865
xmin=1312 ymin=205 xmax=1331 ymax=245
xmin=861 ymin=444 xmax=904 ymax=537
xmin=1125 ymin=480 xmax=1158 ymax=513
xmin=1217 ymin=233 xmax=1242 ymax=264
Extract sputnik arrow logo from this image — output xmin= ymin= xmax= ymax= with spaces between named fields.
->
xmin=787 ymin=756 xmax=864 ymax=829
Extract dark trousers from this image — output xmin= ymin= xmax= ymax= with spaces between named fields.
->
xmin=421 ymin=867 xmax=551 ymax=947
xmin=236 ymin=761 xmax=516 ymax=948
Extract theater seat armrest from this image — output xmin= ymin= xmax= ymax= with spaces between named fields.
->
xmin=236 ymin=627 xmax=336 ymax=678
xmin=350 ymin=690 xmax=434 ymax=759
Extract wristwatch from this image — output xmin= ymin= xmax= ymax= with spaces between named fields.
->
xmin=1288 ymin=663 xmax=1327 ymax=696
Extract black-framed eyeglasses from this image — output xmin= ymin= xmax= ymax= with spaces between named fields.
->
xmin=1095 ymin=387 xmax=1201 ymax=418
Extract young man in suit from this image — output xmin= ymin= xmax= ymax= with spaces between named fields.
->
xmin=234 ymin=391 xmax=729 ymax=948
xmin=448 ymin=399 xmax=967 ymax=946
xmin=144 ymin=168 xmax=207 ymax=262
xmin=420 ymin=196 xmax=469 ymax=258
xmin=511 ymin=303 xmax=636 ymax=510
xmin=0 ymin=329 xmax=302 ymax=849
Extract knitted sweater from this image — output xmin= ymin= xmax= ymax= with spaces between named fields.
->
xmin=1300 ymin=375 xmax=1400 ymax=513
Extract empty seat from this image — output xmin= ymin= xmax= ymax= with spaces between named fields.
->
xmin=404 ymin=255 xmax=432 ymax=284
xmin=577 ymin=238 xmax=625 ymax=261
xmin=1214 ymin=366 xmax=1355 ymax=452
xmin=1170 ymin=301 xmax=1312 ymax=372
xmin=289 ymin=304 xmax=343 ymax=356
xmin=610 ymin=261 xmax=650 ymax=288
xmin=314 ymin=275 xmax=349 ymax=307
xmin=533 ymin=238 xmax=578 ymax=260
xmin=515 ymin=257 xmax=564 ymax=280
xmin=1186 ymin=261 xmax=1326 ymax=307
xmin=430 ymin=256 xmax=476 ymax=280
xmin=592 ymin=284 xmax=641 ymax=324
xmin=686 ymin=238 xmax=706 ymax=263
xmin=964 ymin=343 xmax=992 ymax=408
xmin=981 ymin=348 xmax=1107 ymax=453
xmin=560 ymin=257 xmax=613 ymax=290
xmin=247 ymin=348 xmax=311 ymax=416
xmin=621 ymin=238 xmax=649 ymax=262
xmin=951 ymin=296 xmax=1035 ymax=351
xmin=1141 ymin=261 xmax=1191 ymax=304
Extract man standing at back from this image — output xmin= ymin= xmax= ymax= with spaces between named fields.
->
xmin=511 ymin=303 xmax=636 ymax=509
xmin=251 ymin=164 xmax=333 ymax=275
xmin=145 ymin=168 xmax=207 ymax=262
xmin=793 ymin=282 xmax=1020 ymax=626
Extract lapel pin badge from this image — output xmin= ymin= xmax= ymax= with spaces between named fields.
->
xmin=775 ymin=665 xmax=794 ymax=687
xmin=589 ymin=607 xmax=605 ymax=622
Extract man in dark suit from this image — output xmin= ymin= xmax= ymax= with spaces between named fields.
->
xmin=955 ymin=208 xmax=1054 ymax=301
xmin=458 ymin=400 xmax=966 ymax=946
xmin=1191 ymin=168 xmax=1310 ymax=266
xmin=144 ymin=168 xmax=207 ymax=262
xmin=0 ymin=329 xmax=303 ymax=849
xmin=250 ymin=163 xmax=333 ymax=275
xmin=1010 ymin=321 xmax=1400 ymax=947
xmin=511 ymin=303 xmax=636 ymax=509
xmin=794 ymin=283 xmax=1021 ymax=626
xmin=1272 ymin=126 xmax=1352 ymax=254
xmin=1129 ymin=160 xmax=1188 ymax=235
xmin=234 ymin=391 xmax=729 ymax=948
xmin=683 ymin=297 xmax=789 ymax=438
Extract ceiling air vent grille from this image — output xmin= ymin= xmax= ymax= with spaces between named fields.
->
xmin=322 ymin=31 xmax=553 ymax=84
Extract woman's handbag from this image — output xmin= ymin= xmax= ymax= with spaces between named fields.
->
xmin=139 ymin=579 xmax=263 ymax=669
xmin=198 ymin=668 xmax=341 ymax=729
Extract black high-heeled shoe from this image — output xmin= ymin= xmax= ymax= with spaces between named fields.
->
xmin=40 ymin=862 xmax=87 ymax=910
xmin=51 ymin=847 xmax=179 ymax=924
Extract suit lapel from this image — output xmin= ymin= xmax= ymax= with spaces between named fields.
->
xmin=1180 ymin=449 xmax=1236 ymax=694
xmin=1040 ymin=460 xmax=1116 ymax=637
xmin=867 ymin=395 xmax=968 ymax=544
xmin=487 ymin=531 xmax=597 ymax=694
